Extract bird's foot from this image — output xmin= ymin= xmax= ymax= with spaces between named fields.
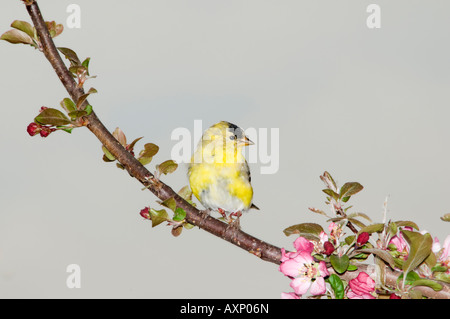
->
xmin=218 ymin=208 xmax=227 ymax=219
xmin=227 ymin=211 xmax=242 ymax=229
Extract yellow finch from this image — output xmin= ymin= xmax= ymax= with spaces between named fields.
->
xmin=188 ymin=121 xmax=258 ymax=224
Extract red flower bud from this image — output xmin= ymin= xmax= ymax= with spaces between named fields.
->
xmin=39 ymin=106 xmax=48 ymax=113
xmin=323 ymin=241 xmax=335 ymax=255
xmin=389 ymin=293 xmax=401 ymax=299
xmin=357 ymin=232 xmax=370 ymax=246
xmin=140 ymin=207 xmax=151 ymax=220
xmin=39 ymin=127 xmax=51 ymax=138
xmin=27 ymin=122 xmax=41 ymax=136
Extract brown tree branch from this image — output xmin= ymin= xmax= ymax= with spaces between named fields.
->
xmin=21 ymin=0 xmax=449 ymax=298
xmin=25 ymin=0 xmax=282 ymax=265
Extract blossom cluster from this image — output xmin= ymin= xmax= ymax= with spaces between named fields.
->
xmin=279 ymin=221 xmax=450 ymax=299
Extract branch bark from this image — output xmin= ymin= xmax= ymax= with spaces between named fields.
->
xmin=22 ymin=0 xmax=449 ymax=298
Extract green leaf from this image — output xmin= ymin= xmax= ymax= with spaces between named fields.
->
xmin=347 ymin=264 xmax=358 ymax=271
xmin=348 ymin=217 xmax=367 ymax=229
xmin=398 ymin=271 xmax=420 ymax=286
xmin=308 ymin=207 xmax=329 ymax=217
xmin=139 ymin=143 xmax=159 ymax=158
xmin=81 ymin=57 xmax=91 ymax=75
xmin=358 ymin=223 xmax=385 ymax=234
xmin=157 ymin=160 xmax=178 ymax=175
xmin=184 ymin=222 xmax=195 ymax=230
xmin=434 ymin=272 xmax=450 ymax=283
xmin=76 ymin=87 xmax=97 ymax=110
xmin=357 ymin=248 xmax=396 ymax=269
xmin=411 ymin=279 xmax=442 ymax=291
xmin=341 ymin=196 xmax=351 ymax=203
xmin=69 ymin=65 xmax=87 ymax=76
xmin=159 ymin=197 xmax=176 ymax=212
xmin=330 ymin=255 xmax=349 ymax=274
xmin=112 ymin=127 xmax=127 ymax=146
xmin=102 ymin=145 xmax=116 ymax=161
xmin=57 ymin=47 xmax=81 ymax=66
xmin=84 ymin=104 xmax=93 ymax=115
xmin=127 ymin=137 xmax=143 ymax=152
xmin=440 ymin=213 xmax=450 ymax=222
xmin=401 ymin=230 xmax=433 ymax=277
xmin=60 ymin=98 xmax=76 ymax=113
xmin=389 ymin=221 xmax=398 ymax=237
xmin=347 ymin=212 xmax=372 ymax=223
xmin=11 ymin=20 xmax=35 ymax=39
xmin=431 ymin=265 xmax=448 ymax=272
xmin=344 ymin=235 xmax=355 ymax=245
xmin=326 ymin=274 xmax=344 ymax=299
xmin=322 ymin=189 xmax=339 ymax=201
xmin=339 ymin=182 xmax=364 ymax=200
xmin=60 ymin=127 xmax=73 ymax=134
xmin=149 ymin=208 xmax=169 ymax=227
xmin=0 ymin=29 xmax=33 ymax=45
xmin=320 ymin=171 xmax=338 ymax=192
xmin=45 ymin=21 xmax=63 ymax=38
xmin=173 ymin=207 xmax=186 ymax=221
xmin=178 ymin=185 xmax=193 ymax=201
xmin=138 ymin=157 xmax=153 ymax=166
xmin=35 ymin=108 xmax=71 ymax=126
xmin=68 ymin=110 xmax=87 ymax=120
xmin=283 ymin=223 xmax=324 ymax=239
xmin=396 ymin=220 xmax=420 ymax=231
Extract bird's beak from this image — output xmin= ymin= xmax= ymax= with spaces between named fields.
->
xmin=239 ymin=136 xmax=254 ymax=146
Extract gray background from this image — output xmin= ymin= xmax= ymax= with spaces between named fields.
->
xmin=0 ymin=1 xmax=449 ymax=298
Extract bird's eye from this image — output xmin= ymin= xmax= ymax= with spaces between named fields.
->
xmin=229 ymin=135 xmax=236 ymax=140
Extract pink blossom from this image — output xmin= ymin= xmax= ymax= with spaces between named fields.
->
xmin=279 ymin=237 xmax=330 ymax=297
xmin=347 ymin=272 xmax=376 ymax=299
xmin=293 ymin=236 xmax=314 ymax=254
xmin=319 ymin=231 xmax=328 ymax=243
xmin=328 ymin=222 xmax=343 ymax=243
xmin=281 ymin=292 xmax=300 ymax=299
xmin=389 ymin=227 xmax=413 ymax=259
xmin=328 ymin=222 xmax=337 ymax=232
xmin=432 ymin=235 xmax=450 ymax=273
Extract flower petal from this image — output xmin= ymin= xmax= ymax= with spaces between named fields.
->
xmin=293 ymin=237 xmax=314 ymax=253
xmin=318 ymin=261 xmax=330 ymax=277
xmin=281 ymin=292 xmax=300 ymax=299
xmin=279 ymin=258 xmax=302 ymax=278
xmin=310 ymin=277 xmax=326 ymax=296
xmin=290 ymin=276 xmax=311 ymax=295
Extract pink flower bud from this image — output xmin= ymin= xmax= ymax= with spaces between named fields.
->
xmin=27 ymin=122 xmax=41 ymax=136
xmin=357 ymin=232 xmax=370 ymax=246
xmin=39 ymin=127 xmax=51 ymax=137
xmin=323 ymin=241 xmax=335 ymax=255
xmin=39 ymin=106 xmax=48 ymax=113
xmin=140 ymin=207 xmax=151 ymax=219
xmin=347 ymin=272 xmax=376 ymax=299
